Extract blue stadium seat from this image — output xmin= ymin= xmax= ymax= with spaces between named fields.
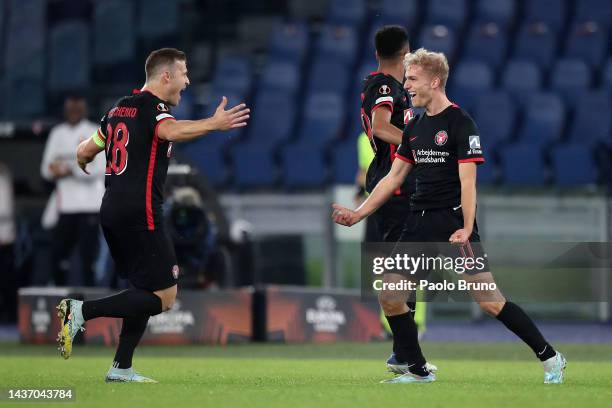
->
xmin=48 ymin=21 xmax=90 ymax=92
xmin=425 ymin=0 xmax=467 ymax=30
xmin=283 ymin=143 xmax=327 ymax=188
xmin=93 ymin=0 xmax=135 ymax=65
xmin=519 ymin=93 xmax=565 ymax=145
xmin=499 ymin=144 xmax=547 ymax=185
xmin=603 ymin=58 xmax=612 ymax=97
xmin=448 ymin=61 xmax=493 ymax=112
xmin=260 ymin=60 xmax=300 ymax=95
xmin=5 ymin=0 xmax=45 ymax=74
xmin=327 ymin=0 xmax=366 ymax=27
xmin=379 ymin=0 xmax=419 ymax=27
xmin=564 ymin=22 xmax=608 ymax=68
xmin=550 ymin=58 xmax=592 ymax=108
xmin=138 ymin=0 xmax=179 ymax=39
xmin=4 ymin=77 xmax=44 ymax=118
xmin=513 ymin=23 xmax=558 ymax=69
xmin=474 ymin=0 xmax=516 ymax=28
xmin=568 ymin=92 xmax=611 ymax=146
xmin=474 ymin=91 xmax=516 ymax=147
xmin=462 ymin=22 xmax=509 ymax=69
xmin=244 ymin=90 xmax=296 ymax=147
xmin=315 ymin=25 xmax=358 ymax=66
xmin=552 ymin=145 xmax=597 ymax=185
xmin=181 ymin=144 xmax=228 ymax=188
xmin=212 ymin=56 xmax=252 ymax=94
xmin=501 ymin=60 xmax=542 ymax=101
xmin=524 ymin=0 xmax=567 ymax=28
xmin=297 ymin=92 xmax=345 ymax=147
xmin=331 ymin=140 xmax=358 ymax=184
xmin=418 ymin=25 xmax=457 ymax=61
xmin=346 ymin=61 xmax=378 ymax=139
xmin=232 ymin=144 xmax=278 ymax=188
xmin=308 ymin=58 xmax=350 ymax=94
xmin=268 ymin=21 xmax=309 ymax=64
xmin=575 ymin=0 xmax=612 ymax=28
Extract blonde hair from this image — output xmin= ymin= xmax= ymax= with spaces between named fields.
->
xmin=404 ymin=48 xmax=449 ymax=88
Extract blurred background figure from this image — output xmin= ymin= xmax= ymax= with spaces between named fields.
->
xmin=40 ymin=95 xmax=105 ymax=286
xmin=0 ymin=164 xmax=17 ymax=323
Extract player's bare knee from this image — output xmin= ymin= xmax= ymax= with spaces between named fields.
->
xmin=479 ymin=301 xmax=504 ymax=316
xmin=155 ymin=285 xmax=177 ymax=312
xmin=378 ymin=291 xmax=406 ymax=315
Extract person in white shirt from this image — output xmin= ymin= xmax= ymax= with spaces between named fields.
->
xmin=41 ymin=95 xmax=106 ymax=286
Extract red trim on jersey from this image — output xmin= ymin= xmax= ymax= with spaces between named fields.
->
xmin=97 ymin=128 xmax=106 ymax=141
xmin=369 ymin=71 xmax=385 ymax=76
xmin=450 ymin=103 xmax=460 ymax=108
xmin=389 ymin=145 xmax=402 ymax=196
xmin=458 ymin=158 xmax=485 ymax=164
xmin=394 ymin=153 xmax=415 ymax=164
xmin=145 ymin=117 xmax=174 ymax=230
xmin=371 ymin=101 xmax=394 ymax=114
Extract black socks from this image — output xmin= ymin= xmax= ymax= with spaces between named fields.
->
xmin=112 ymin=316 xmax=150 ymax=369
xmin=82 ymin=288 xmax=163 ymax=321
xmin=386 ymin=312 xmax=429 ymax=376
xmin=496 ymin=301 xmax=556 ymax=361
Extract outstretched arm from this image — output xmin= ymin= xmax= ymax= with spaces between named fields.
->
xmin=157 ymin=96 xmax=250 ymax=142
xmin=332 ymin=158 xmax=413 ymax=227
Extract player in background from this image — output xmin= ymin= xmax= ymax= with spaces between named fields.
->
xmin=333 ymin=48 xmax=565 ymax=384
xmin=361 ymin=25 xmax=433 ymax=375
xmin=355 ymin=131 xmax=427 ymax=342
xmin=56 ymin=48 xmax=250 ymax=383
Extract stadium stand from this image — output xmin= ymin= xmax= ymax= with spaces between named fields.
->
xmin=1 ymin=0 xmax=611 ymax=188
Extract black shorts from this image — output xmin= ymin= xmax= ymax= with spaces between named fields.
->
xmin=371 ymin=195 xmax=414 ymax=243
xmin=396 ymin=206 xmax=490 ymax=275
xmin=102 ymin=226 xmax=179 ymax=291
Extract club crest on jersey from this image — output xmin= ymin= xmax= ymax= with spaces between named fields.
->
xmin=435 ymin=130 xmax=448 ymax=146
xmin=172 ymin=265 xmax=180 ymax=279
xmin=379 ymin=85 xmax=391 ymax=95
xmin=157 ymin=103 xmax=169 ymax=112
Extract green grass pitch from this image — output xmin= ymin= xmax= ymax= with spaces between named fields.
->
xmin=1 ymin=342 xmax=611 ymax=407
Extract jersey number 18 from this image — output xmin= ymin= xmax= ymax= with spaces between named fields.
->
xmin=105 ymin=122 xmax=129 ymax=175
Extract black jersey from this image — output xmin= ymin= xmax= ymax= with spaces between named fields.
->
xmin=360 ymin=72 xmax=416 ymax=196
xmin=98 ymin=90 xmax=176 ymax=231
xmin=396 ymin=104 xmax=485 ymax=211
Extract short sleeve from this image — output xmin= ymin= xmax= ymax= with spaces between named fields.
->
xmin=455 ymin=113 xmax=485 ymax=164
xmin=369 ymin=79 xmax=402 ymax=115
xmin=153 ymin=102 xmax=175 ymax=124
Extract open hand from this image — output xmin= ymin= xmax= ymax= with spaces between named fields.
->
xmin=213 ymin=96 xmax=250 ymax=130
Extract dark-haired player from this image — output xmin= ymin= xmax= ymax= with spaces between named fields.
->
xmin=333 ymin=48 xmax=565 ymax=384
xmin=57 ymin=48 xmax=250 ymax=382
xmin=361 ymin=25 xmax=434 ymax=375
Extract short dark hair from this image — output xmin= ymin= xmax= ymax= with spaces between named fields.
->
xmin=145 ymin=48 xmax=186 ymax=79
xmin=374 ymin=25 xmax=409 ymax=59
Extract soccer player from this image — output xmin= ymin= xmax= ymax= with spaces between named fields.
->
xmin=56 ymin=48 xmax=250 ymax=383
xmin=361 ymin=25 xmax=433 ymax=375
xmin=332 ymin=48 xmax=566 ymax=384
